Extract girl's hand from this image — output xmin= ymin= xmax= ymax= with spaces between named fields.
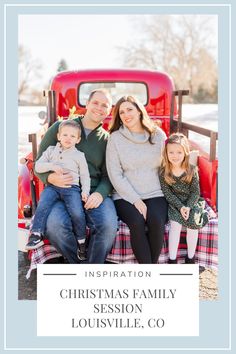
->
xmin=134 ymin=199 xmax=147 ymax=220
xmin=186 ymin=207 xmax=191 ymax=220
xmin=180 ymin=206 xmax=190 ymax=220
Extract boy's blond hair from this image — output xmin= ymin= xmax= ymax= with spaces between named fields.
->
xmin=58 ymin=119 xmax=81 ymax=138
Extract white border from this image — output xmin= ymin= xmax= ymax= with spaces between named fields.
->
xmin=4 ymin=2 xmax=231 ymax=351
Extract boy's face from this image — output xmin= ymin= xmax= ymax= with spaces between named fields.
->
xmin=57 ymin=126 xmax=81 ymax=149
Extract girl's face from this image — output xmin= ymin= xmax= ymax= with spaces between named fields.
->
xmin=119 ymin=101 xmax=142 ymax=132
xmin=167 ymin=143 xmax=185 ymax=167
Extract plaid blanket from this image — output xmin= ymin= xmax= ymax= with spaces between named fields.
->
xmin=106 ymin=218 xmax=218 ymax=267
xmin=26 ymin=214 xmax=218 ymax=279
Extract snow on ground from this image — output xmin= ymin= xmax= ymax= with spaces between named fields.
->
xmin=181 ymin=104 xmax=218 ymax=156
xmin=18 ymin=106 xmax=46 ymax=162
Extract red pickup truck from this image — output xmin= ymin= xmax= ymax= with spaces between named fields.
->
xmin=18 ymin=69 xmax=218 ymax=270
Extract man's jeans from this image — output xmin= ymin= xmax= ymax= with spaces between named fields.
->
xmin=32 ymin=185 xmax=86 ymax=241
xmin=45 ymin=197 xmax=118 ymax=263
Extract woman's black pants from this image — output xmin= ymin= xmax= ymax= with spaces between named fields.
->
xmin=115 ymin=197 xmax=168 ymax=264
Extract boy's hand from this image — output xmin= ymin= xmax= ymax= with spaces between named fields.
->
xmin=81 ymin=192 xmax=88 ymax=203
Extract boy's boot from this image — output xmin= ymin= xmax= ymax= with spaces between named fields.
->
xmin=77 ymin=242 xmax=87 ymax=261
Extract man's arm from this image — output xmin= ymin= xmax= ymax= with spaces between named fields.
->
xmin=34 ymin=121 xmax=60 ymax=184
xmin=79 ymin=153 xmax=91 ymax=196
xmin=94 ymin=157 xmax=114 ymax=199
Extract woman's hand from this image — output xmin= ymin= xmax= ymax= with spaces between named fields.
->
xmin=134 ymin=199 xmax=147 ymax=220
xmin=47 ymin=171 xmax=73 ymax=188
xmin=84 ymin=192 xmax=103 ymax=210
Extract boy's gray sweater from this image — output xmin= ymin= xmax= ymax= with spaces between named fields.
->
xmin=35 ymin=142 xmax=90 ymax=195
xmin=106 ymin=125 xmax=166 ymax=204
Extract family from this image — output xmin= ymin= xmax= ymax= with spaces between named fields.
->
xmin=25 ymin=89 xmax=209 ymax=265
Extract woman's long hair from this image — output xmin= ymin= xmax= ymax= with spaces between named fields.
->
xmin=160 ymin=133 xmax=195 ymax=185
xmin=109 ymin=95 xmax=156 ymax=144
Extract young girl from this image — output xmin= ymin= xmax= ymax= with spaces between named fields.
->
xmin=159 ymin=133 xmax=209 ymax=264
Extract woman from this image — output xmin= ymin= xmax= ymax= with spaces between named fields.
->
xmin=106 ymin=95 xmax=168 ymax=264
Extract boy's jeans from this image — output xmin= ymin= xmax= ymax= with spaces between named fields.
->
xmin=45 ymin=197 xmax=118 ymax=264
xmin=32 ymin=185 xmax=86 ymax=241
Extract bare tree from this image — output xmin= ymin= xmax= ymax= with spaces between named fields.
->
xmin=18 ymin=45 xmax=43 ymax=103
xmin=57 ymin=58 xmax=68 ymax=72
xmin=119 ymin=15 xmax=217 ymax=102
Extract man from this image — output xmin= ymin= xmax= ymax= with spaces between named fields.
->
xmin=33 ymin=89 xmax=118 ymax=263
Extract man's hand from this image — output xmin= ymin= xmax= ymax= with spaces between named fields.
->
xmin=134 ymin=199 xmax=147 ymax=220
xmin=52 ymin=165 xmax=64 ymax=174
xmin=47 ymin=171 xmax=73 ymax=188
xmin=84 ymin=192 xmax=103 ymax=210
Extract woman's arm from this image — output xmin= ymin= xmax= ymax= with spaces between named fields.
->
xmin=106 ymin=136 xmax=140 ymax=204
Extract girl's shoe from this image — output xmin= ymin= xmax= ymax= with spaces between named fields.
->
xmin=185 ymin=255 xmax=205 ymax=273
xmin=168 ymin=259 xmax=177 ymax=264
xmin=185 ymin=255 xmax=195 ymax=264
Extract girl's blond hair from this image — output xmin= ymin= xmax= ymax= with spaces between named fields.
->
xmin=160 ymin=133 xmax=195 ymax=185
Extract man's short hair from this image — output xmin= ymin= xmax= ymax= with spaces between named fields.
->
xmin=88 ymin=88 xmax=112 ymax=105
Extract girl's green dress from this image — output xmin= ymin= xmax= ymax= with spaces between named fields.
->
xmin=159 ymin=168 xmax=209 ymax=229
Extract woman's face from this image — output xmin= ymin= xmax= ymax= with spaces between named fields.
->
xmin=119 ymin=101 xmax=142 ymax=132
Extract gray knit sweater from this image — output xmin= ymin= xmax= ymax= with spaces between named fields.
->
xmin=35 ymin=142 xmax=90 ymax=195
xmin=106 ymin=125 xmax=166 ymax=204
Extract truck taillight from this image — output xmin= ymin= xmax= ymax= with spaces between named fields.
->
xmin=23 ymin=205 xmax=32 ymax=218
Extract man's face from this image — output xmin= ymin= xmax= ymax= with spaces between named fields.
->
xmin=86 ymin=92 xmax=112 ymax=125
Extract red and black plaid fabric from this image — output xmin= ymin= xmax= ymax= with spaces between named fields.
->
xmin=106 ymin=218 xmax=218 ymax=267
xmin=26 ymin=208 xmax=218 ymax=279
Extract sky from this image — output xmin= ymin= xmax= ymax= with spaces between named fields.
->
xmin=19 ymin=14 xmax=137 ymax=87
xmin=19 ymin=14 xmax=217 ymax=89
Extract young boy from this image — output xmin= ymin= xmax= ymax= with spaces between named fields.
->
xmin=25 ymin=120 xmax=90 ymax=261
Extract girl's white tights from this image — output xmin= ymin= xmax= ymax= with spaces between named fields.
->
xmin=169 ymin=220 xmax=199 ymax=260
